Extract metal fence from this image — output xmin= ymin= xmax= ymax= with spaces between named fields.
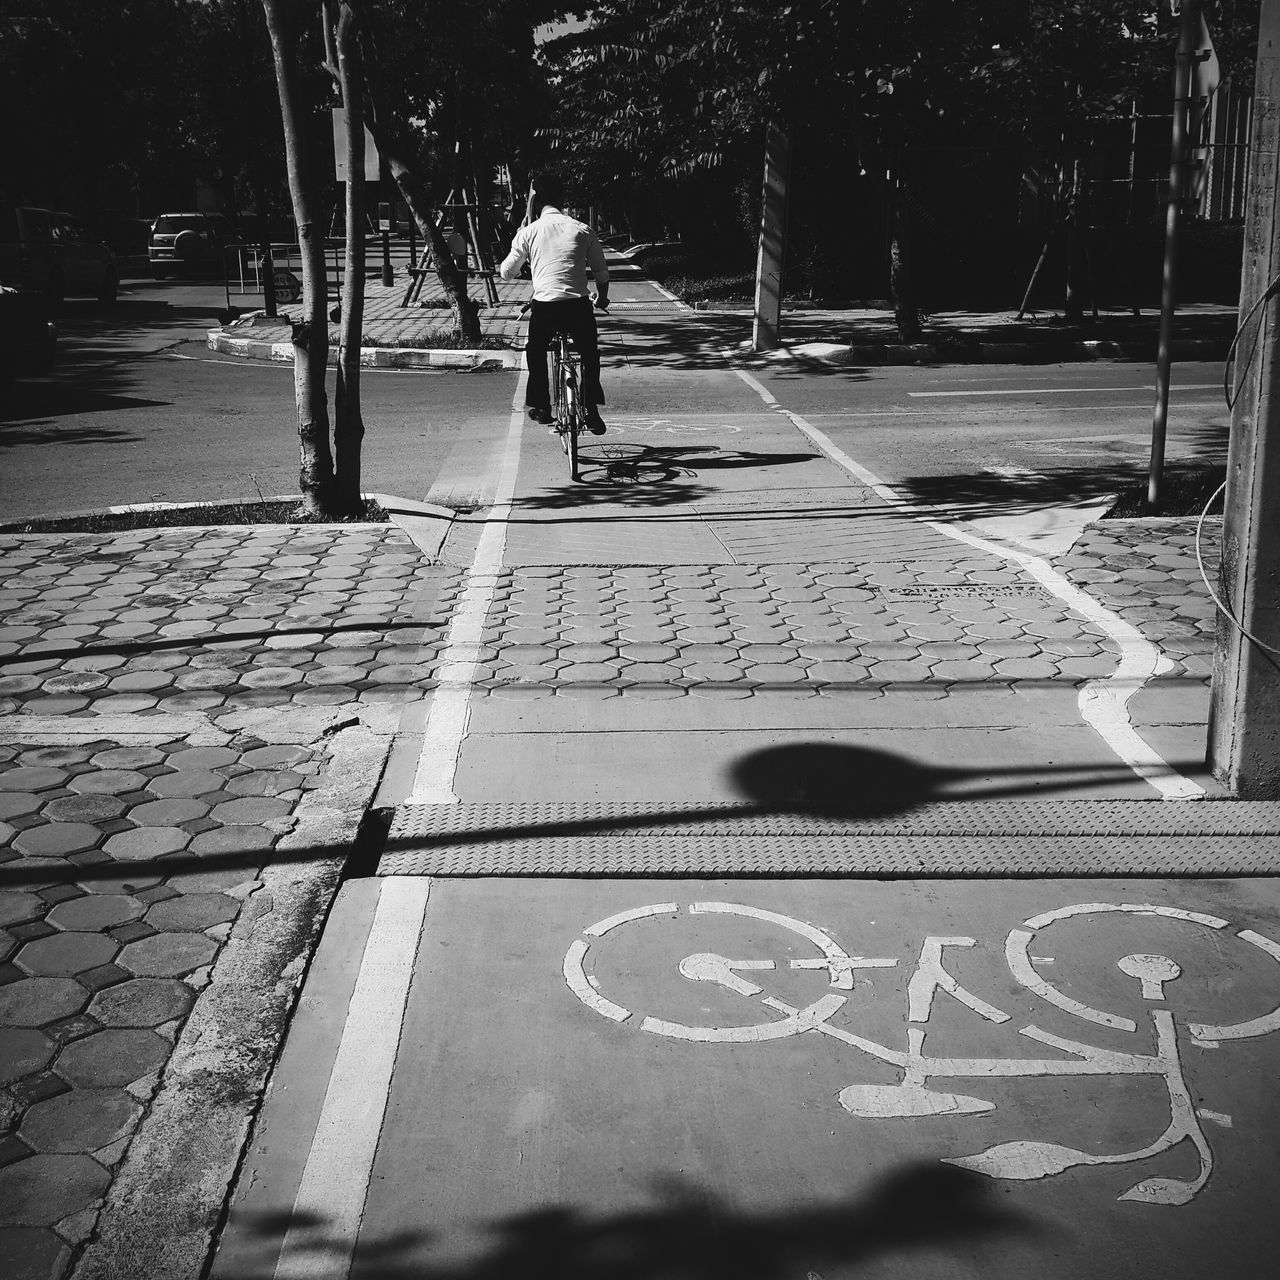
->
xmin=222 ymin=241 xmax=349 ymax=314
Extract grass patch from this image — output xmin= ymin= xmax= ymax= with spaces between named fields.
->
xmin=1103 ymin=466 xmax=1226 ymax=518
xmin=631 ymin=244 xmax=755 ymax=307
xmin=364 ymin=330 xmax=509 ymax=350
xmin=5 ymin=498 xmax=391 ymax=533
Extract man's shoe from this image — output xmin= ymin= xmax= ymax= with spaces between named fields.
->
xmin=586 ymin=413 xmax=607 ymax=435
xmin=527 ymin=406 xmax=552 ymax=425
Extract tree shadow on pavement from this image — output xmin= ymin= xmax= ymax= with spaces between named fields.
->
xmin=891 ymin=431 xmax=1228 ymax=522
xmin=220 ymin=1164 xmax=1041 ymax=1279
xmin=605 ymin=311 xmax=875 ymax=380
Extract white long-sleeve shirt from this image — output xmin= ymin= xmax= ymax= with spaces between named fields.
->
xmin=499 ymin=206 xmax=609 ymax=302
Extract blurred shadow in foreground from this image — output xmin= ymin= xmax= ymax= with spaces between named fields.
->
xmin=227 ymin=1165 xmax=1039 ymax=1279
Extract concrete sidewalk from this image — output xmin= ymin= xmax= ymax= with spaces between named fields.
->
xmin=207 ymin=246 xmax=1238 ymax=368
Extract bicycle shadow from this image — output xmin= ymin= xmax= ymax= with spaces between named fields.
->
xmin=518 ymin=442 xmax=820 ymax=511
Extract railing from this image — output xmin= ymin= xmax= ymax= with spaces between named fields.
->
xmin=222 ymin=241 xmax=348 ymax=315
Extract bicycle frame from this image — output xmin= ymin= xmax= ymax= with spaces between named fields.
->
xmin=549 ymin=329 xmax=583 ymax=481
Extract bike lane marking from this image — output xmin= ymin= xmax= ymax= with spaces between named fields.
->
xmin=722 ymin=360 xmax=1204 ymax=801
xmin=564 ymin=892 xmax=1280 ymax=1208
xmin=406 ymin=372 xmax=527 ymax=802
xmin=264 ymin=379 xmax=529 ymax=1276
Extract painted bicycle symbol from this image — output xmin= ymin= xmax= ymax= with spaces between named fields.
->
xmin=563 ymin=901 xmax=1280 ymax=1206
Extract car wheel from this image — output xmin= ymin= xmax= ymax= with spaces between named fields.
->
xmin=45 ymin=271 xmax=64 ymax=309
xmin=97 ymin=267 xmax=118 ymax=304
xmin=175 ymin=229 xmax=202 ymax=261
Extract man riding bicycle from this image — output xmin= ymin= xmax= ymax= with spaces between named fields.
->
xmin=499 ymin=175 xmax=610 ymax=434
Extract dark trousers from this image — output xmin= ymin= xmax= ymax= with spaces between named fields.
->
xmin=525 ymin=297 xmax=604 ymax=412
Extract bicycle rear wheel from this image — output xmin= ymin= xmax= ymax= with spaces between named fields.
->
xmin=563 ymin=370 xmax=580 ymax=479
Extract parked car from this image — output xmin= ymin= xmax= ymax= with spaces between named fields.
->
xmin=0 ymin=287 xmax=56 ymax=390
xmin=148 ymin=212 xmax=240 ymax=278
xmin=0 ymin=202 xmax=119 ymax=305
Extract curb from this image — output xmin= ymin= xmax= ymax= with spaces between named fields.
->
xmin=207 ymin=328 xmax=522 ymax=370
xmin=209 ymin=324 xmax=1229 ymax=370
xmin=799 ymin=337 xmax=1230 ymax=366
xmin=72 ymin=717 xmax=394 ymax=1280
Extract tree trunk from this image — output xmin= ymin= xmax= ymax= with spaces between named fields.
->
xmin=378 ymin=137 xmax=481 ymax=342
xmin=330 ymin=0 xmax=366 ymax=514
xmin=888 ymin=171 xmax=922 ymax=342
xmin=357 ymin=49 xmax=481 ymax=343
xmin=261 ymin=0 xmax=334 ymax=517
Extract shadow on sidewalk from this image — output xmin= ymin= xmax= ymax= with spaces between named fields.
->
xmin=0 ymin=743 xmax=1217 ymax=890
xmin=891 ymin=425 xmax=1228 ymax=520
xmin=218 ymin=1164 xmax=1041 ymax=1278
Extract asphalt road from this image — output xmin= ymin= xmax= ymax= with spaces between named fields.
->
xmin=0 ymin=272 xmax=1229 ymax=523
xmin=0 ymin=274 xmax=515 ymax=521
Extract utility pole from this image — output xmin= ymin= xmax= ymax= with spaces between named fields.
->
xmin=1147 ymin=0 xmax=1201 ymax=512
xmin=752 ymin=123 xmax=791 ymax=352
xmin=1207 ymin=0 xmax=1280 ymax=796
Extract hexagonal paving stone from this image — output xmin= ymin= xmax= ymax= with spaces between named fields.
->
xmin=88 ymin=747 xmax=166 ymax=770
xmin=147 ymin=769 xmax=224 ymax=798
xmin=0 ymin=978 xmax=89 ymax=1027
xmin=0 ymin=1225 xmax=72 ymax=1280
xmin=0 ymin=1154 xmax=110 ymax=1227
xmin=41 ymin=793 xmax=128 ymax=823
xmin=209 ymin=796 xmax=291 ymax=825
xmin=0 ymin=768 xmax=67 ymax=793
xmin=144 ymin=893 xmax=238 ymax=932
xmin=0 ymin=892 xmax=43 ymax=928
xmin=21 ymin=1087 xmax=142 ymax=1154
xmin=15 ymin=932 xmax=117 ymax=978
xmin=102 ymin=828 xmax=189 ymax=860
xmin=0 ymin=1028 xmax=56 ymax=1084
xmin=47 ymin=895 xmax=144 ymax=932
xmin=88 ymin=977 xmax=193 ymax=1028
xmin=17 ymin=747 xmax=92 ymax=767
xmin=11 ymin=824 xmax=100 ymax=858
xmin=127 ymin=798 xmax=209 ymax=826
xmin=67 ymin=770 xmax=148 ymax=796
xmin=54 ymin=1027 xmax=169 ymax=1087
xmin=165 ymin=746 xmax=238 ymax=770
xmin=117 ymin=931 xmax=217 ymax=978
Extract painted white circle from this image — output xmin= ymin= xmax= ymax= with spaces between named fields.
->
xmin=1005 ymin=902 xmax=1280 ymax=1042
xmin=565 ymin=901 xmax=853 ymax=1043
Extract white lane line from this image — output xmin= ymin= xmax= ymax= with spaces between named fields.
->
xmin=407 ymin=375 xmax=526 ymax=802
xmin=908 ymin=384 xmax=1220 ymax=398
xmin=271 ymin=387 xmax=527 ymax=1274
xmin=724 ymin=360 xmax=1204 ymax=800
xmin=272 ymin=878 xmax=432 ymax=1279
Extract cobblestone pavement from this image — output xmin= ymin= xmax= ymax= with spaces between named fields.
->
xmin=1057 ymin=519 xmax=1217 ymax=682
xmin=462 ymin=522 xmax=1218 ymax=700
xmin=0 ymin=527 xmax=463 ymax=718
xmin=0 ymin=734 xmax=322 ymax=1278
xmin=0 ymin=525 xmax=451 ymax=1280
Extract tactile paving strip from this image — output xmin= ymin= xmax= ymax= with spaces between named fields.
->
xmin=379 ymin=801 xmax=1280 ymax=877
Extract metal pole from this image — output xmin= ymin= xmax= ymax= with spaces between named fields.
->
xmin=1207 ymin=0 xmax=1280 ymax=796
xmin=1148 ymin=0 xmax=1200 ymax=513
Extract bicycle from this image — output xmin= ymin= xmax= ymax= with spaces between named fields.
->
xmin=521 ymin=297 xmax=608 ymax=481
